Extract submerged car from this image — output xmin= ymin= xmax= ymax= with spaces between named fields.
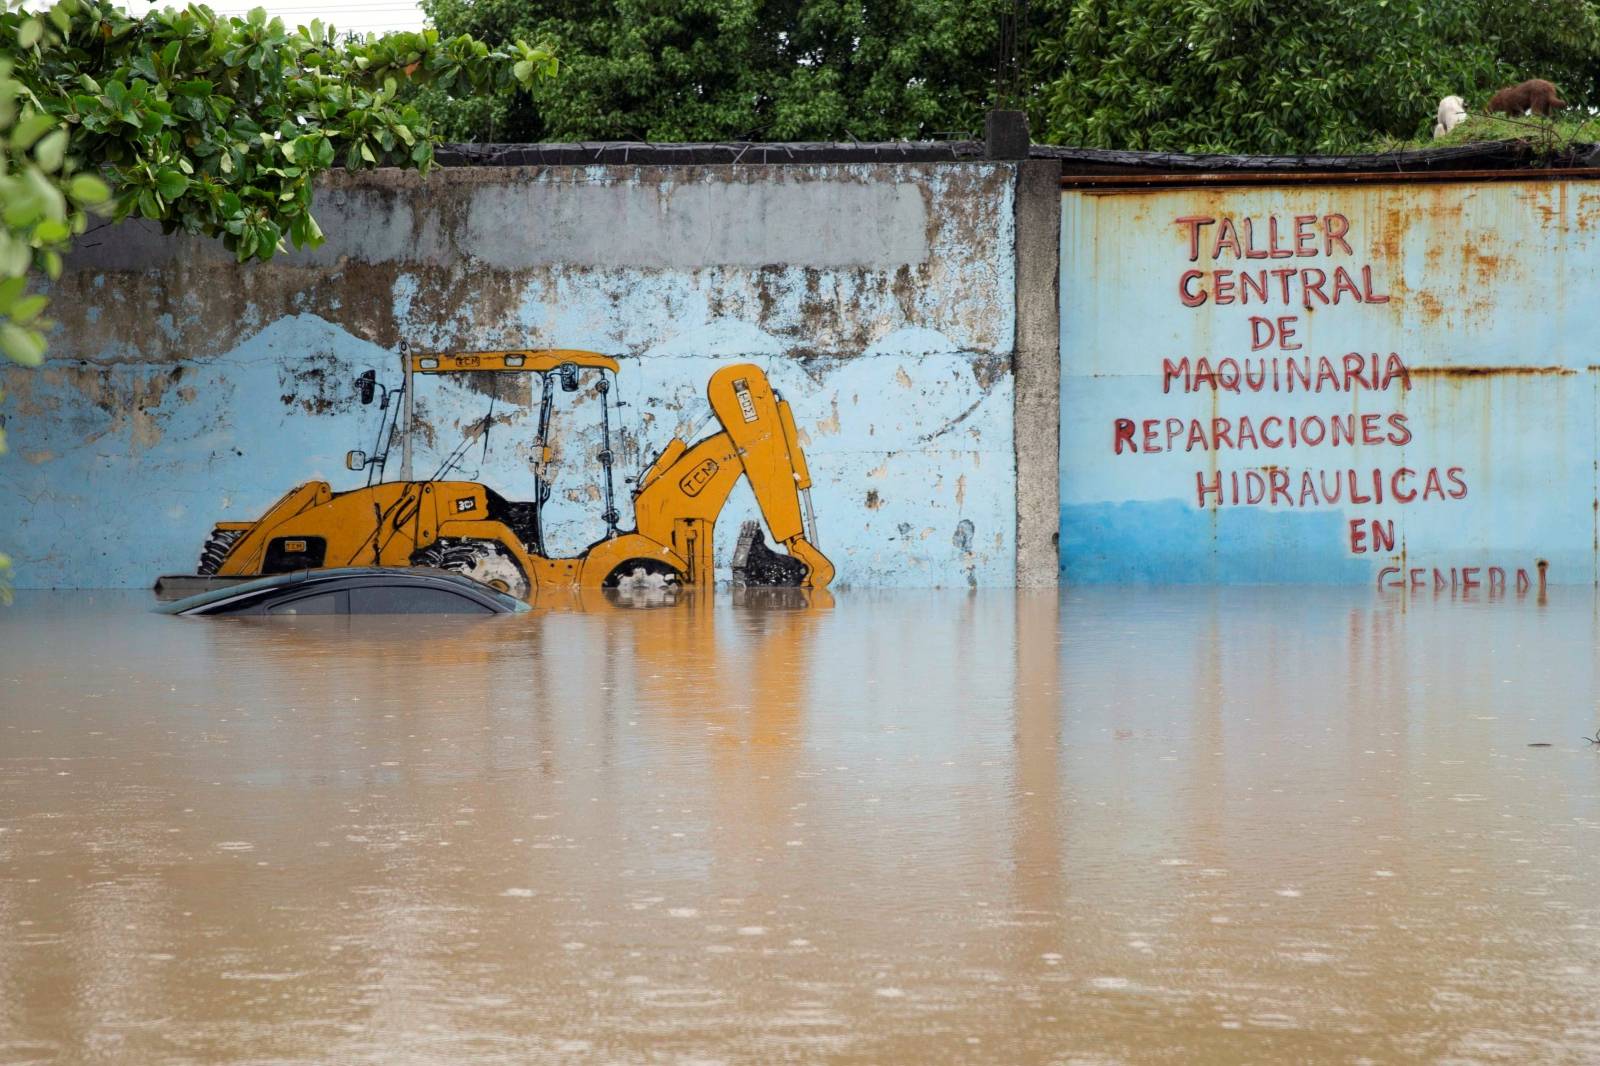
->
xmin=156 ymin=567 xmax=529 ymax=616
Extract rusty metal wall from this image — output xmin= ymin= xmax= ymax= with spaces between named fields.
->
xmin=0 ymin=163 xmax=1019 ymax=588
xmin=1060 ymin=179 xmax=1600 ymax=587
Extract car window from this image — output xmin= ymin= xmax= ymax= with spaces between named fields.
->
xmin=267 ymin=591 xmax=344 ymax=615
xmin=348 ymin=585 xmax=493 ymax=615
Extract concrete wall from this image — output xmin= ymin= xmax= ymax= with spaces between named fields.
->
xmin=1061 ymin=179 xmax=1600 ymax=587
xmin=2 ymin=162 xmax=1027 ymax=589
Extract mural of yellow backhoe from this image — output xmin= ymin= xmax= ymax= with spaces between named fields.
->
xmin=173 ymin=349 xmax=834 ymax=598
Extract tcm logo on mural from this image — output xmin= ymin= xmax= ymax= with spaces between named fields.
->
xmin=679 ymin=458 xmax=720 ymax=497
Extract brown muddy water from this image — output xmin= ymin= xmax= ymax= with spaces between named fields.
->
xmin=2 ymin=587 xmax=1599 ymax=1065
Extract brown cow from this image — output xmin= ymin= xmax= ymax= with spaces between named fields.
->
xmin=1487 ymin=79 xmax=1567 ymax=117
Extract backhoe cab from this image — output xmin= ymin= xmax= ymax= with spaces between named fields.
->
xmin=173 ymin=348 xmax=834 ymax=599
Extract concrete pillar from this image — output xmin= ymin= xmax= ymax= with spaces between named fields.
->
xmin=985 ymin=110 xmax=1031 ymax=160
xmin=1012 ymin=159 xmax=1061 ymax=587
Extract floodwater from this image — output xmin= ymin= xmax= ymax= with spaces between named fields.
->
xmin=2 ymin=587 xmax=1599 ymax=1065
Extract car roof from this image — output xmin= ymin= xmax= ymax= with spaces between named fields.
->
xmin=154 ymin=567 xmax=528 ymax=615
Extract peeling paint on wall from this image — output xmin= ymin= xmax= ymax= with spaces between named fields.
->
xmin=2 ymin=163 xmax=1017 ymax=589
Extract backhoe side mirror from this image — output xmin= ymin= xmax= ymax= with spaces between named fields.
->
xmin=345 ymin=449 xmax=368 ymax=471
xmin=356 ymin=370 xmax=377 ymax=405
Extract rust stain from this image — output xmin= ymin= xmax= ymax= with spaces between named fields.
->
xmin=1465 ymin=244 xmax=1503 ymax=289
xmin=1408 ymin=365 xmax=1577 ymax=378
xmin=1373 ymin=196 xmax=1410 ymax=261
xmin=1414 ymin=289 xmax=1445 ymax=325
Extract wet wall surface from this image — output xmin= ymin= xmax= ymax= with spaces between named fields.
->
xmin=3 ymin=588 xmax=1599 ymax=1063
xmin=1062 ymin=180 xmax=1600 ymax=586
xmin=1 ymin=163 xmax=1017 ymax=589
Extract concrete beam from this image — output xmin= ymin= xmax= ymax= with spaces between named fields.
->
xmin=1012 ymin=159 xmax=1061 ymax=587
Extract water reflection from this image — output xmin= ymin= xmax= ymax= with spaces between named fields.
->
xmin=2 ymin=587 xmax=1599 ymax=1062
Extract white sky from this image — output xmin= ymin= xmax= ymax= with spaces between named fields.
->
xmin=123 ymin=0 xmax=426 ymax=37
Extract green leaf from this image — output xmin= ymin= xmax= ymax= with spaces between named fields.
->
xmin=0 ymin=278 xmax=26 ymax=313
xmin=0 ymin=241 xmax=30 ymax=277
xmin=34 ymin=129 xmax=68 ymax=173
xmin=17 ymin=18 xmax=43 ymax=49
xmin=33 ymin=218 xmax=70 ymax=244
xmin=0 ymin=323 xmax=47 ymax=367
xmin=11 ymin=113 xmax=56 ymax=151
xmin=20 ymin=170 xmax=65 ymax=222
xmin=155 ymin=169 xmax=189 ymax=201
xmin=49 ymin=4 xmax=70 ymax=33
xmin=175 ymin=78 xmax=212 ymax=97
xmin=9 ymin=295 xmax=48 ymax=324
xmin=69 ymin=174 xmax=110 ymax=205
xmin=130 ymin=54 xmax=159 ymax=83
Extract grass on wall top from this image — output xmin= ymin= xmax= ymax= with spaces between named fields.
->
xmin=1369 ymin=113 xmax=1600 ymax=155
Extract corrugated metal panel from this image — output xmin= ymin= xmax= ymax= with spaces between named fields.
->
xmin=1060 ymin=180 xmax=1600 ymax=587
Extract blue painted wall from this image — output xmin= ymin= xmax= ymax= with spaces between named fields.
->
xmin=1061 ymin=181 xmax=1600 ymax=586
xmin=1 ymin=163 xmax=1018 ymax=588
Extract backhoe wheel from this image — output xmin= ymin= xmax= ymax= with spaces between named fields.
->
xmin=411 ymin=538 xmax=530 ymax=600
xmin=601 ymin=558 xmax=682 ymax=606
xmin=197 ymin=528 xmax=245 ymax=575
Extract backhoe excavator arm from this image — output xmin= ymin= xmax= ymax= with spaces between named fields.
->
xmin=632 ymin=364 xmax=834 ymax=588
xmin=705 ymin=365 xmax=832 ymax=587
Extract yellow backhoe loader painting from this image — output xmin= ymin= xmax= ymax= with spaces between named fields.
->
xmin=166 ymin=348 xmax=834 ymax=598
